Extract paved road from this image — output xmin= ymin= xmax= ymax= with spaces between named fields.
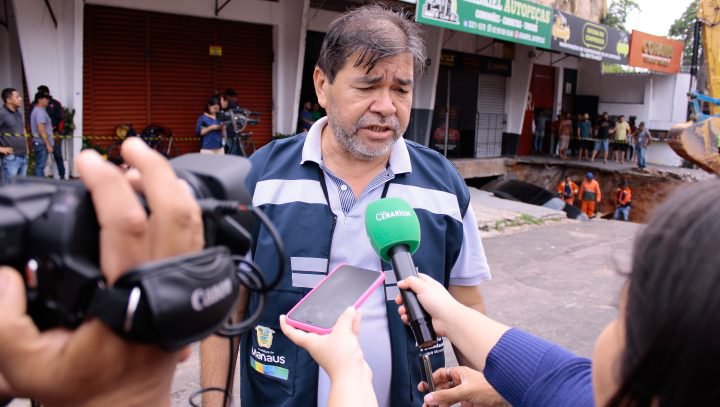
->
xmin=480 ymin=219 xmax=637 ymax=357
xmin=167 ymin=219 xmax=638 ymax=405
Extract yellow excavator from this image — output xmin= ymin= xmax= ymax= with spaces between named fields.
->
xmin=668 ymin=0 xmax=720 ymax=173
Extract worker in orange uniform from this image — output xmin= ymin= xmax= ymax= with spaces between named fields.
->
xmin=557 ymin=175 xmax=579 ymax=206
xmin=579 ymin=172 xmax=602 ymax=218
xmin=613 ymin=179 xmax=632 ymax=221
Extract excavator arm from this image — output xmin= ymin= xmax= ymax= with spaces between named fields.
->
xmin=668 ymin=0 xmax=720 ymax=173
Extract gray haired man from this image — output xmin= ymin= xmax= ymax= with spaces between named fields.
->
xmin=201 ymin=6 xmax=495 ymax=406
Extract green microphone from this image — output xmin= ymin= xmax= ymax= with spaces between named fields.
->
xmin=365 ymin=198 xmax=437 ymax=349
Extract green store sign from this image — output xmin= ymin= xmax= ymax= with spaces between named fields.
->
xmin=416 ymin=0 xmax=553 ymax=49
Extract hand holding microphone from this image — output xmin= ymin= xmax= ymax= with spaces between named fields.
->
xmin=365 ymin=198 xmax=437 ymax=349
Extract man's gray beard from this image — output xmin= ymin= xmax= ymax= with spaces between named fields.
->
xmin=327 ymin=107 xmax=405 ymax=161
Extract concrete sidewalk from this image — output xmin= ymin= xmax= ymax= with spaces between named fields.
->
xmin=468 ymin=187 xmax=569 ymax=234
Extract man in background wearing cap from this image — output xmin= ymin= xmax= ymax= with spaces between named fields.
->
xmin=30 ymin=91 xmax=55 ymax=177
xmin=579 ymin=172 xmax=602 ymax=218
xmin=224 ymin=88 xmax=239 ymax=110
xmin=36 ymin=85 xmax=66 ymax=179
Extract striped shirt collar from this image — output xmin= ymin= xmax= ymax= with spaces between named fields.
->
xmin=300 ymin=116 xmax=412 ymax=175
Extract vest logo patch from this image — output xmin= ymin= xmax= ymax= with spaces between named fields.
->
xmin=256 ymin=325 xmax=275 ymax=349
xmin=250 ymin=357 xmax=289 ymax=380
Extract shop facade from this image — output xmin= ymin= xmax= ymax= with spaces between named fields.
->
xmin=0 ymin=0 xmax=690 ymax=176
xmin=0 ymin=0 xmax=310 ymax=174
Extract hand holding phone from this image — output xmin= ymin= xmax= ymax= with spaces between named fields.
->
xmin=279 ymin=307 xmax=378 ymax=406
xmin=285 ymin=264 xmax=384 ymax=334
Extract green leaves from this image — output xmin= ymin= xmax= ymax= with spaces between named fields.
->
xmin=669 ymin=0 xmax=699 ymax=66
xmin=601 ymin=0 xmax=641 ymax=31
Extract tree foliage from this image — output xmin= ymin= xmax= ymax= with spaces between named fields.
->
xmin=669 ymin=0 xmax=700 ymax=67
xmin=601 ymin=0 xmax=640 ymax=31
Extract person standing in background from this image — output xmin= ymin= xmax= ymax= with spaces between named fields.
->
xmin=579 ymin=172 xmax=602 ymax=218
xmin=311 ymin=102 xmax=324 ymax=122
xmin=30 ymin=91 xmax=54 ymax=177
xmin=533 ymin=110 xmax=549 ymax=154
xmin=196 ymin=96 xmax=225 ymax=155
xmin=300 ymin=101 xmax=315 ymax=132
xmin=557 ymin=113 xmax=573 ymax=160
xmin=577 ymin=113 xmax=592 ymax=161
xmin=0 ymin=88 xmax=26 ymax=184
xmin=627 ymin=116 xmax=637 ymax=164
xmin=557 ymin=175 xmax=578 ymax=206
xmin=635 ymin=122 xmax=652 ymax=169
xmin=591 ymin=112 xmax=613 ymax=164
xmin=551 ymin=113 xmax=561 ymax=156
xmin=33 ymin=86 xmax=66 ymax=179
xmin=224 ymin=88 xmax=239 ymax=110
xmin=612 ymin=115 xmax=630 ymax=165
xmin=613 ymin=179 xmax=632 ymax=221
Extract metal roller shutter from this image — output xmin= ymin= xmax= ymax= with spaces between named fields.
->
xmin=215 ymin=20 xmax=274 ymax=149
xmin=84 ymin=5 xmax=273 ymax=155
xmin=84 ymin=6 xmax=149 ymax=148
xmin=475 ymin=74 xmax=506 ymax=158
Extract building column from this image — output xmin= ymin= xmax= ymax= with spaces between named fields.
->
xmin=643 ymin=76 xmax=653 ymax=125
xmin=554 ymin=67 xmax=564 ymax=117
xmin=0 ymin=3 xmax=23 ymax=99
xmin=409 ymin=25 xmax=444 ymax=146
xmin=506 ymin=45 xmax=534 ymax=135
xmin=274 ymin=0 xmax=310 ymax=136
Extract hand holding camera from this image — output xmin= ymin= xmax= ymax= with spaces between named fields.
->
xmin=0 ymin=138 xmax=199 ymax=406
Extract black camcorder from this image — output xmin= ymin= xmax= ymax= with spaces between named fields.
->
xmin=0 ymin=154 xmax=270 ymax=350
xmin=218 ymin=107 xmax=261 ymax=134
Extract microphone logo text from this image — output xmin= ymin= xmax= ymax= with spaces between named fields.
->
xmin=375 ymin=209 xmax=412 ymax=221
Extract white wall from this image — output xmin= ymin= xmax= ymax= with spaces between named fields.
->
xmin=12 ymin=0 xmax=81 ymax=175
xmin=673 ymin=73 xmax=691 ymax=123
xmin=598 ymin=75 xmax=649 ymax=120
xmin=13 ymin=0 xmax=76 ymax=108
xmin=597 ymin=102 xmax=646 ymax=120
xmin=597 ymin=73 xmax=691 ymax=131
xmin=649 ymin=73 xmax=690 ymax=130
xmin=0 ymin=2 xmax=23 ymax=98
xmin=600 ymin=75 xmax=645 ymax=104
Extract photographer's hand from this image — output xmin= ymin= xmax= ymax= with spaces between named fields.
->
xmin=0 ymin=138 xmax=202 ymax=407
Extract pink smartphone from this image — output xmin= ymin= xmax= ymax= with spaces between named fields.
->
xmin=285 ymin=264 xmax=385 ymax=334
